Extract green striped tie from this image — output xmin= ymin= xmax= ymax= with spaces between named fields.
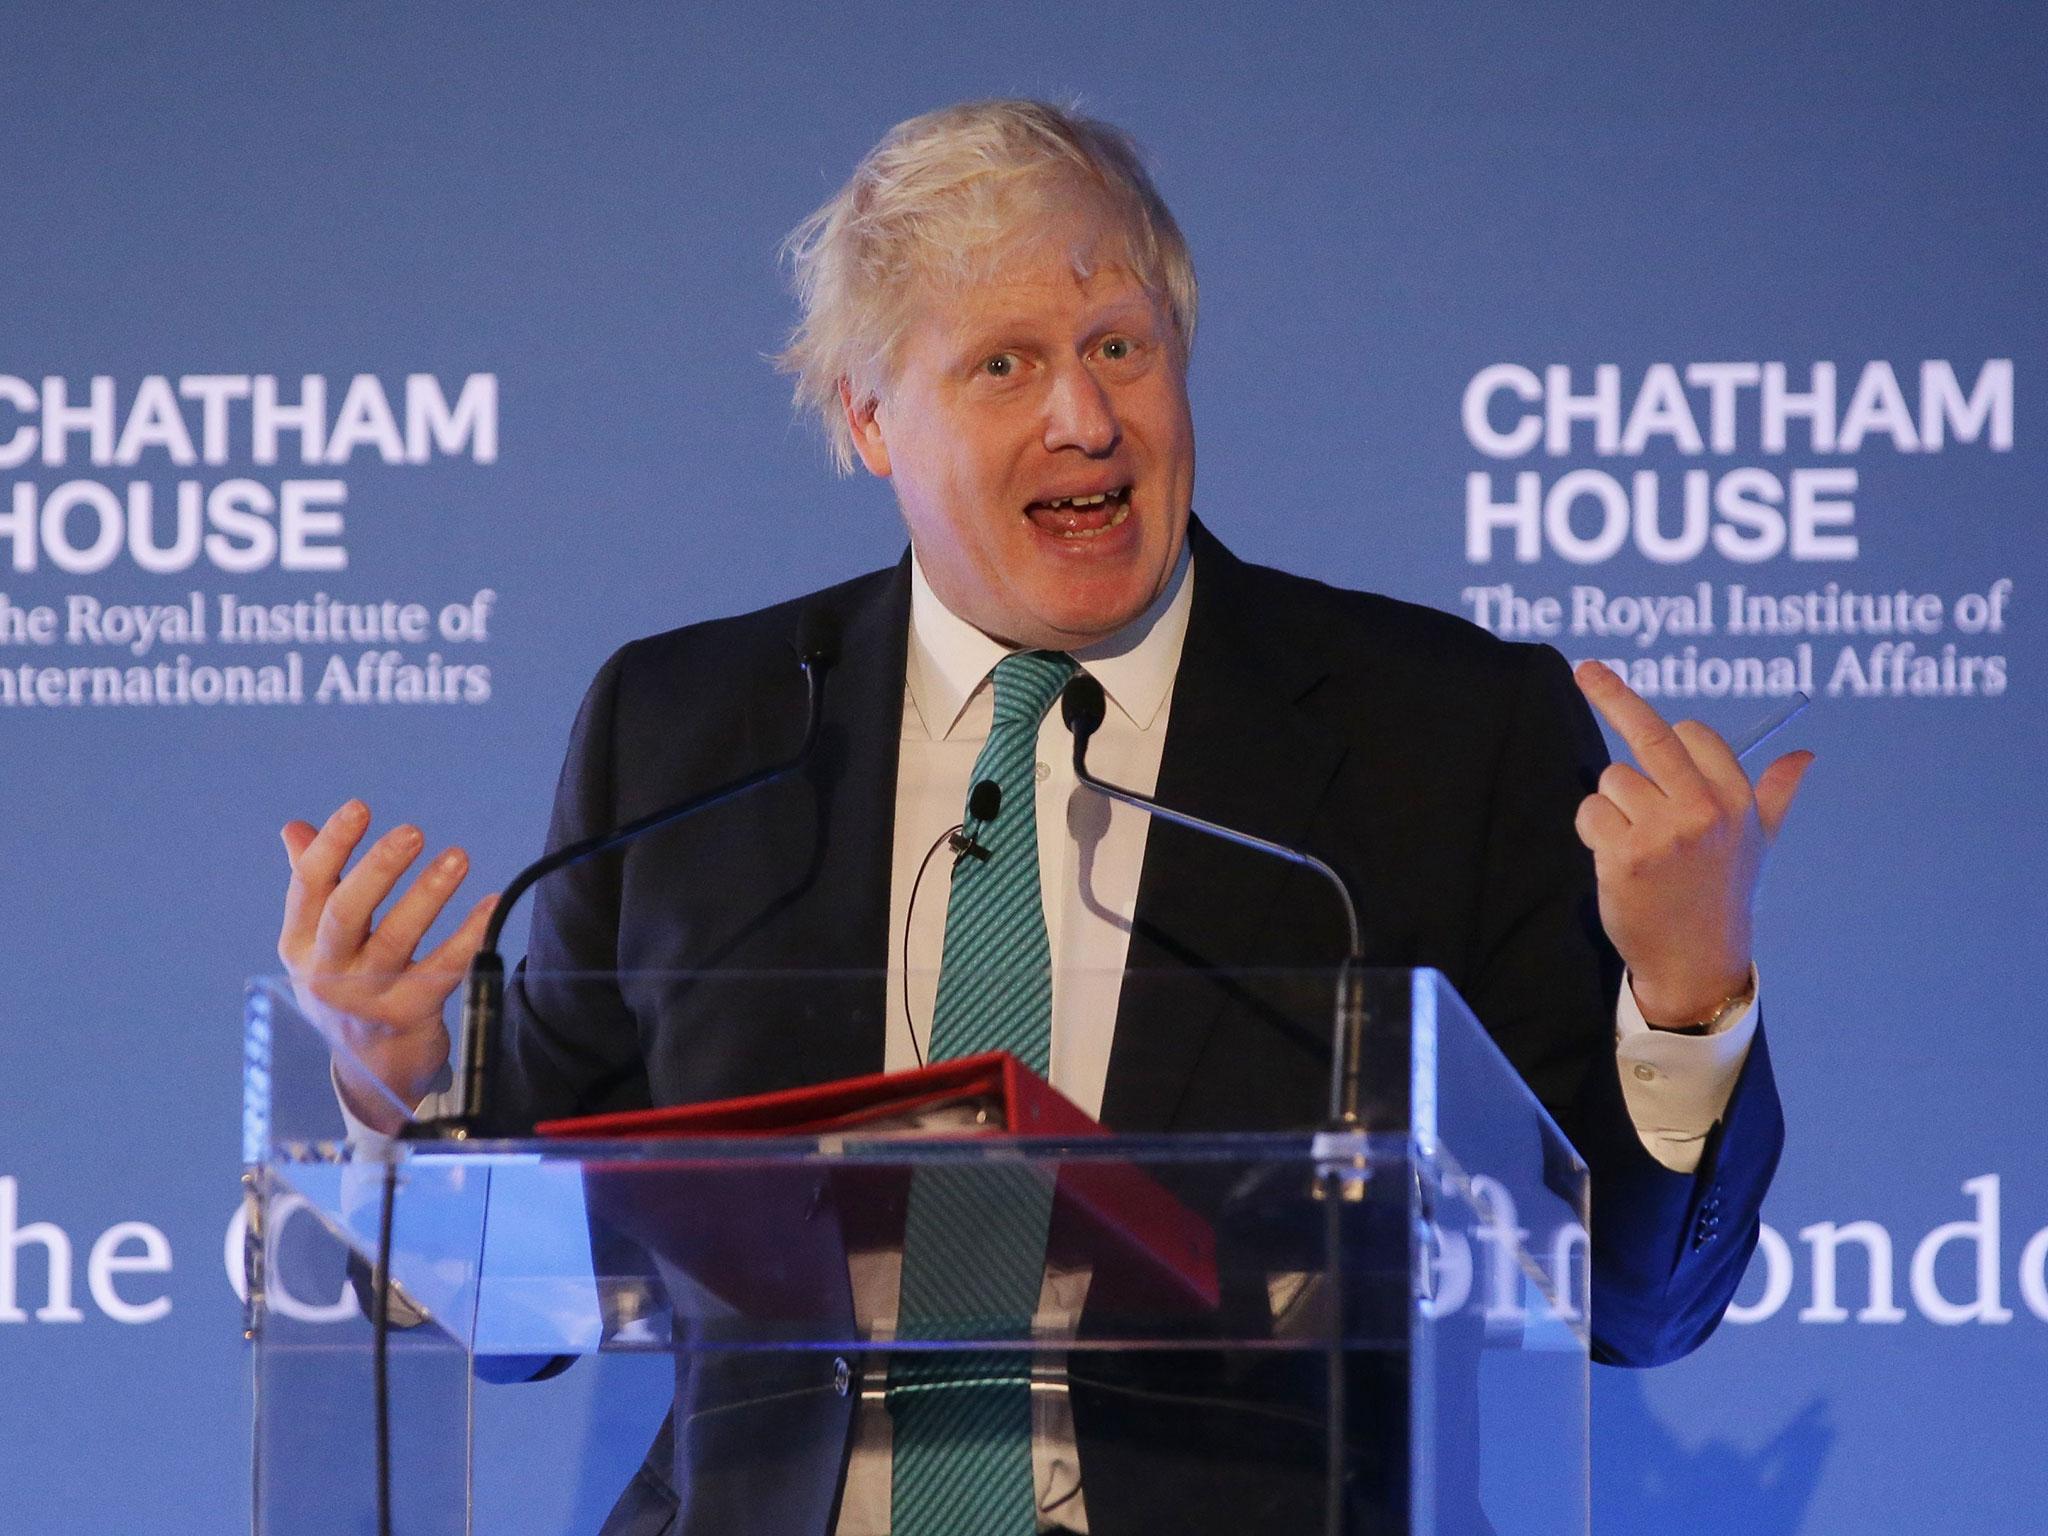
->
xmin=890 ymin=650 xmax=1077 ymax=1536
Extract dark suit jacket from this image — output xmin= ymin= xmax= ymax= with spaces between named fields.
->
xmin=494 ymin=521 xmax=1783 ymax=1535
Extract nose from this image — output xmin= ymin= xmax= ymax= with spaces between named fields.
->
xmin=1043 ymin=360 xmax=1121 ymax=456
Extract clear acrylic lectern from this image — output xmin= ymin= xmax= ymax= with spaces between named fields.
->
xmin=242 ymin=968 xmax=1589 ymax=1535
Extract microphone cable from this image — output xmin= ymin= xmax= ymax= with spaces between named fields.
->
xmin=373 ymin=1156 xmax=396 ymax=1536
xmin=898 ymin=778 xmax=1001 ymax=1068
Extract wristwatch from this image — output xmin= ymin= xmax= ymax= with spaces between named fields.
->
xmin=1640 ymin=969 xmax=1757 ymax=1036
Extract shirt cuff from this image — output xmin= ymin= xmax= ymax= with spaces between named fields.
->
xmin=331 ymin=1060 xmax=453 ymax=1151
xmin=1614 ymin=966 xmax=1759 ymax=1175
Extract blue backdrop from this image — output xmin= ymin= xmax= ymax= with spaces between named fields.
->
xmin=3 ymin=4 xmax=2043 ymax=1531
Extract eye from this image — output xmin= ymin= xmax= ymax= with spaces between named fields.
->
xmin=981 ymin=353 xmax=1017 ymax=378
xmin=1100 ymin=336 xmax=1133 ymax=362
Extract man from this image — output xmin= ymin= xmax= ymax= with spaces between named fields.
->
xmin=280 ymin=101 xmax=1804 ymax=1535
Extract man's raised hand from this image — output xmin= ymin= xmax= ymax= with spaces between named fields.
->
xmin=1572 ymin=661 xmax=1814 ymax=1029
xmin=277 ymin=799 xmax=496 ymax=1134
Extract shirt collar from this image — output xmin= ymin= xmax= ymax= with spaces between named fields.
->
xmin=906 ymin=540 xmax=1195 ymax=740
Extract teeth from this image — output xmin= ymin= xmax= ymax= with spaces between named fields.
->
xmin=1044 ymin=489 xmax=1122 ymax=509
xmin=1056 ymin=501 xmax=1131 ymax=539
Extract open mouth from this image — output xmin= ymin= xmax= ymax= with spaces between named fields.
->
xmin=1025 ymin=485 xmax=1133 ymax=540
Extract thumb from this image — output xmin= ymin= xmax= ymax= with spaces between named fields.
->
xmin=1754 ymin=750 xmax=1815 ymax=840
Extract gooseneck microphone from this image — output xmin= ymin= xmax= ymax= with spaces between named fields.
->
xmin=1059 ymin=673 xmax=1371 ymax=1129
xmin=410 ymin=610 xmax=841 ymax=1140
xmin=372 ymin=616 xmax=840 ymax=1536
xmin=1062 ymin=669 xmax=1370 ymax=1523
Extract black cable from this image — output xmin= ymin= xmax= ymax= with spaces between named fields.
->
xmin=899 ymin=780 xmax=1002 ymax=1067
xmin=1323 ymin=1171 xmax=1347 ymax=1536
xmin=374 ymin=1157 xmax=396 ymax=1536
xmin=899 ymin=822 xmax=962 ymax=1070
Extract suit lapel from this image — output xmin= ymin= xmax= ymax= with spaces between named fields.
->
xmin=1100 ymin=524 xmax=1350 ymax=1131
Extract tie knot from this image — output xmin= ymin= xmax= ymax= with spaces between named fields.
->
xmin=990 ymin=651 xmax=1078 ymax=729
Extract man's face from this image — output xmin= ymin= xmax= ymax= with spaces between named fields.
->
xmin=845 ymin=219 xmax=1195 ymax=651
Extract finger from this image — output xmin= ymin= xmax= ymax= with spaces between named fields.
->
xmin=384 ymin=894 xmax=499 ymax=1019
xmin=1671 ymin=719 xmax=1749 ymax=801
xmin=281 ymin=820 xmax=317 ymax=867
xmin=418 ymin=892 xmax=499 ymax=974
xmin=1754 ymin=750 xmax=1815 ymax=840
xmin=360 ymin=846 xmax=472 ymax=971
xmin=1596 ymin=761 xmax=1664 ymax=825
xmin=1574 ymin=791 xmax=1631 ymax=851
xmin=314 ymin=823 xmax=425 ymax=962
xmin=280 ymin=800 xmax=371 ymax=961
xmin=291 ymin=800 xmax=370 ymax=892
xmin=1575 ymin=661 xmax=1709 ymax=792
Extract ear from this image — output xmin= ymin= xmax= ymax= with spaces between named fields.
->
xmin=839 ymin=378 xmax=891 ymax=478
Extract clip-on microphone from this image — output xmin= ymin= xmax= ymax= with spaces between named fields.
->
xmin=947 ymin=778 xmax=1002 ymax=862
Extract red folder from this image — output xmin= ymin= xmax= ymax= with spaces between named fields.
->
xmin=538 ymin=1052 xmax=1219 ymax=1312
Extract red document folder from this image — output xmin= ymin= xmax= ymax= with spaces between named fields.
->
xmin=538 ymin=1051 xmax=1220 ymax=1312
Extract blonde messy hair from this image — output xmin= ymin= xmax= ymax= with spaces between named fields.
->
xmin=776 ymin=99 xmax=1199 ymax=474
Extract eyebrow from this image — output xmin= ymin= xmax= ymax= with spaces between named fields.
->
xmin=953 ymin=296 xmax=1161 ymax=356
